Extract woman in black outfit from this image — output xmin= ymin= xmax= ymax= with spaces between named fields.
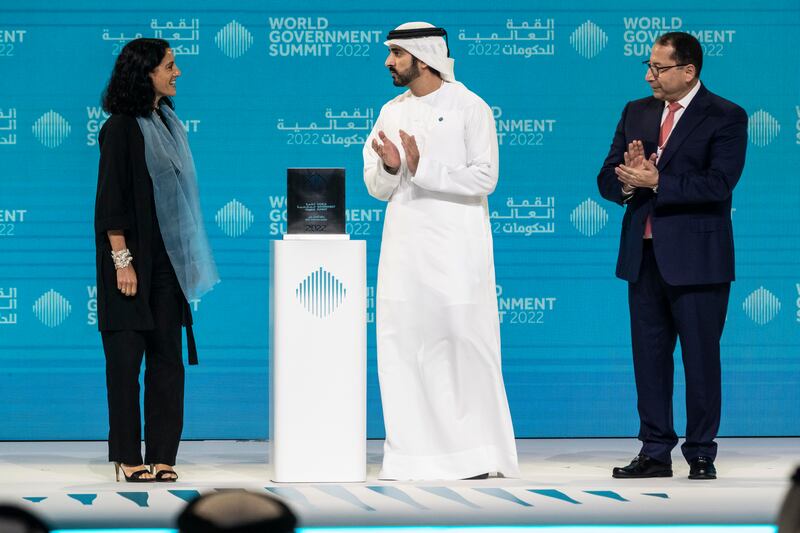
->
xmin=95 ymin=38 xmax=217 ymax=482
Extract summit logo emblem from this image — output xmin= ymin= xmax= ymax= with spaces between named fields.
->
xmin=215 ymin=199 xmax=254 ymax=238
xmin=743 ymin=286 xmax=781 ymax=325
xmin=215 ymin=20 xmax=254 ymax=59
xmin=33 ymin=289 xmax=72 ymax=327
xmin=296 ymin=267 xmax=346 ymax=319
xmin=570 ymin=198 xmax=608 ymax=236
xmin=570 ymin=20 xmax=608 ymax=59
xmin=748 ymin=109 xmax=780 ymax=147
xmin=32 ymin=110 xmax=71 ymax=148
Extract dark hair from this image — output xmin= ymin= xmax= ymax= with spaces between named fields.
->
xmin=0 ymin=505 xmax=50 ymax=533
xmin=411 ymin=56 xmax=441 ymax=79
xmin=177 ymin=491 xmax=297 ymax=533
xmin=777 ymin=466 xmax=800 ymax=533
xmin=102 ymin=38 xmax=173 ymax=117
xmin=656 ymin=32 xmax=703 ymax=78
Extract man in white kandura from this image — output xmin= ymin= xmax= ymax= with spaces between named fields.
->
xmin=363 ymin=21 xmax=520 ymax=481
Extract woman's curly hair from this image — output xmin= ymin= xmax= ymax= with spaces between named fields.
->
xmin=102 ymin=38 xmax=173 ymax=117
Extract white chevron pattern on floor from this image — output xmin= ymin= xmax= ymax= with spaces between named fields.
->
xmin=0 ymin=438 xmax=794 ymax=530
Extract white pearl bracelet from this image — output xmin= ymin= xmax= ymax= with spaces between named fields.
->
xmin=111 ymin=248 xmax=133 ymax=270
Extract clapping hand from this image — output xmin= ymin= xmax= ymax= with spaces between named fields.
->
xmin=371 ymin=131 xmax=401 ymax=174
xmin=616 ymin=140 xmax=659 ymax=190
xmin=398 ymin=130 xmax=419 ymax=176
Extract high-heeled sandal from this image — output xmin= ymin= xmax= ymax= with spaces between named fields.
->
xmin=114 ymin=462 xmax=154 ymax=483
xmin=150 ymin=464 xmax=179 ymax=482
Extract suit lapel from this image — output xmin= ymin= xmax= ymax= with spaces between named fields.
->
xmin=657 ymin=85 xmax=711 ymax=171
xmin=642 ymin=98 xmax=663 ymax=158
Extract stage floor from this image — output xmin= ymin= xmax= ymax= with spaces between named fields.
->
xmin=0 ymin=438 xmax=795 ymax=530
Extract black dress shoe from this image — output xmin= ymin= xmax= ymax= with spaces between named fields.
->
xmin=612 ymin=454 xmax=672 ymax=478
xmin=462 ymin=473 xmax=489 ymax=480
xmin=688 ymin=457 xmax=716 ymax=480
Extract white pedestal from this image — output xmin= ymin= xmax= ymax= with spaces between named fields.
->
xmin=269 ymin=238 xmax=366 ymax=482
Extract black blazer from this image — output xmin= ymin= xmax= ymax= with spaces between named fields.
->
xmin=597 ymin=84 xmax=748 ymax=285
xmin=94 ymin=114 xmax=193 ymax=331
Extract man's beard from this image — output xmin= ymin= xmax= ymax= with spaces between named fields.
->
xmin=390 ymin=58 xmax=420 ymax=87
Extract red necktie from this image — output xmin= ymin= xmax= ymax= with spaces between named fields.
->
xmin=644 ymin=101 xmax=682 ymax=239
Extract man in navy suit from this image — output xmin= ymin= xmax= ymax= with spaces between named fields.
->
xmin=597 ymin=32 xmax=747 ymax=480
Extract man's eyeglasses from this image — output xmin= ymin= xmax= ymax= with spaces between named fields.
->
xmin=642 ymin=61 xmax=688 ymax=78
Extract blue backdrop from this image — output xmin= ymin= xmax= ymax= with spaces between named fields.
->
xmin=1 ymin=0 xmax=798 ymax=440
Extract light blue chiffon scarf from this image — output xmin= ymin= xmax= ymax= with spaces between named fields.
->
xmin=136 ymin=104 xmax=219 ymax=300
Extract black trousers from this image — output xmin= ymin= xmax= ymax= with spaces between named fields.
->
xmin=101 ymin=251 xmax=185 ymax=466
xmin=628 ymin=240 xmax=730 ymax=464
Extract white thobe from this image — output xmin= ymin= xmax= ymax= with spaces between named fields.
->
xmin=363 ymin=81 xmax=520 ymax=480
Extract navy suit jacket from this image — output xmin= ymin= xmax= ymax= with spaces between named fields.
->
xmin=597 ymin=84 xmax=748 ymax=285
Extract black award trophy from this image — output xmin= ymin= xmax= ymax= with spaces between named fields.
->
xmin=286 ymin=168 xmax=346 ymax=235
